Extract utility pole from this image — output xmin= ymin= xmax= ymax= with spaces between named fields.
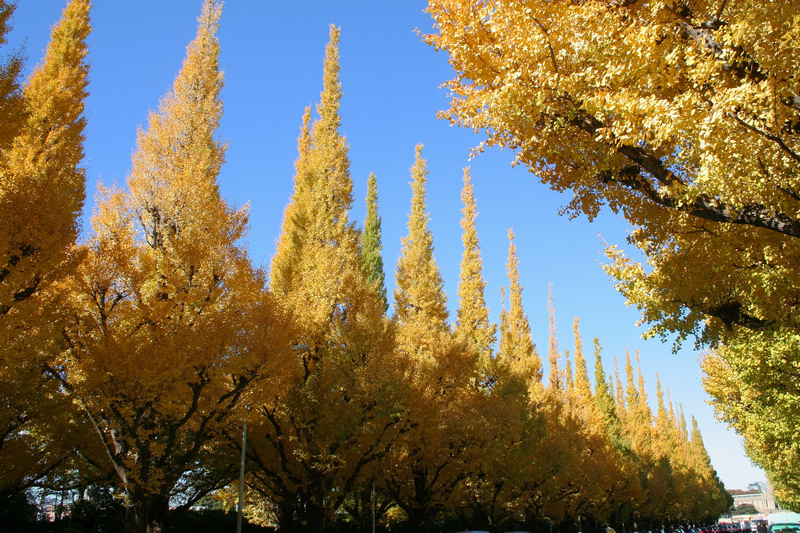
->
xmin=237 ymin=420 xmax=248 ymax=533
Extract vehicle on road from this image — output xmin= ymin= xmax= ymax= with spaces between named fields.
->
xmin=768 ymin=512 xmax=800 ymax=533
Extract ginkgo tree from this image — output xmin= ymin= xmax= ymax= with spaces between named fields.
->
xmin=0 ymin=1 xmax=740 ymax=529
xmin=382 ymin=145 xmax=482 ymax=533
xmin=426 ymin=0 xmax=800 ymax=499
xmin=455 ymin=167 xmax=496 ymax=386
xmin=242 ymin=25 xmax=398 ymax=533
xmin=0 ymin=0 xmax=91 ymax=501
xmin=477 ymin=230 xmax=549 ymax=530
xmin=51 ymin=2 xmax=291 ymax=532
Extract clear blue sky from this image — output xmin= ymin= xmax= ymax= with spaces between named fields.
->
xmin=7 ymin=0 xmax=766 ymax=490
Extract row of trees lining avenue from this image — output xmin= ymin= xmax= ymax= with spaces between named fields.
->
xmin=1 ymin=1 xmax=731 ymax=532
xmin=425 ymin=0 xmax=800 ymax=508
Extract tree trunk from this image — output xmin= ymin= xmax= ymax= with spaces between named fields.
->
xmin=124 ymin=493 xmax=169 ymax=533
xmin=298 ymin=498 xmax=326 ymax=533
xmin=406 ymin=508 xmax=434 ymax=533
xmin=277 ymin=502 xmax=299 ymax=533
xmin=276 ymin=495 xmax=327 ymax=533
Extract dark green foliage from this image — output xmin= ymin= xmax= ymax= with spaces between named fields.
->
xmin=361 ymin=172 xmax=388 ymax=313
xmin=731 ymin=503 xmax=757 ymax=516
xmin=66 ymin=485 xmax=125 ymax=533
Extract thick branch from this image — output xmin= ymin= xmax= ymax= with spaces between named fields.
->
xmin=667 ymin=3 xmax=768 ymax=84
xmin=573 ymin=110 xmax=800 ymax=238
xmin=42 ymin=361 xmax=128 ymax=486
xmin=704 ymin=301 xmax=770 ymax=331
xmin=0 ymin=244 xmax=37 ymax=285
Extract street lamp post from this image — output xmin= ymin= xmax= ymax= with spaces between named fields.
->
xmin=237 ymin=420 xmax=248 ymax=533
xmin=236 ymin=344 xmax=308 ymax=532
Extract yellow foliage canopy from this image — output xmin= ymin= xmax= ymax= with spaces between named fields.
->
xmin=427 ymin=0 xmax=800 ymax=501
xmin=53 ymin=3 xmax=291 ymax=530
xmin=426 ymin=0 xmax=800 ymax=338
xmin=0 ymin=0 xmax=90 ymax=496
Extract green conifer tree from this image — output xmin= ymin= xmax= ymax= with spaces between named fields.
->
xmin=361 ymin=172 xmax=388 ymax=312
xmin=593 ymin=340 xmax=617 ymax=425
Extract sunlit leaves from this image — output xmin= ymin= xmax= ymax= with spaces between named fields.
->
xmin=0 ymin=0 xmax=90 ymax=499
xmin=427 ymin=0 xmax=800 ymax=501
xmin=54 ymin=3 xmax=291 ymax=531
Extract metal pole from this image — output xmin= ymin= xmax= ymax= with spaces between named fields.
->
xmin=237 ymin=420 xmax=248 ymax=533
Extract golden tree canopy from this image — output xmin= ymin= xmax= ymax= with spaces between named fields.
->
xmin=426 ymin=0 xmax=800 ymax=341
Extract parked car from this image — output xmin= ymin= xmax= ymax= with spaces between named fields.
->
xmin=769 ymin=525 xmax=800 ymax=533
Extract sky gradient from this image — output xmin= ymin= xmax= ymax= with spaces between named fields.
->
xmin=6 ymin=0 xmax=766 ymax=491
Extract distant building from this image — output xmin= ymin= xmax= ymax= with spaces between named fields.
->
xmin=733 ymin=483 xmax=778 ymax=514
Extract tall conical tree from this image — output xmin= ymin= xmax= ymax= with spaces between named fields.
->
xmin=249 ymin=26 xmax=395 ymax=533
xmin=654 ymin=376 xmax=679 ymax=459
xmin=688 ymin=417 xmax=731 ymax=520
xmin=269 ymin=25 xmax=352 ymax=300
xmin=614 ymin=355 xmax=626 ymax=416
xmin=453 ymin=167 xmax=500 ymax=526
xmin=546 ymin=286 xmax=563 ymax=393
xmin=0 ymin=1 xmax=24 ymax=149
xmin=361 ymin=171 xmax=388 ymax=312
xmin=269 ymin=106 xmax=311 ymax=294
xmin=498 ymin=228 xmax=541 ymax=388
xmin=572 ymin=318 xmax=591 ymax=401
xmin=478 ymin=228 xmax=550 ymax=530
xmin=384 ymin=145 xmax=479 ymax=533
xmin=623 ymin=350 xmax=653 ymax=456
xmin=393 ymin=144 xmax=448 ymax=333
xmin=55 ymin=4 xmax=291 ymax=532
xmin=591 ymin=338 xmax=642 ymax=524
xmin=593 ymin=339 xmax=632 ymax=459
xmin=593 ymin=340 xmax=616 ymax=426
xmin=564 ymin=350 xmax=574 ymax=390
xmin=0 ymin=0 xmax=89 ymax=324
xmin=651 ymin=376 xmax=679 ymax=521
xmin=0 ymin=0 xmax=90 ymax=500
xmin=455 ymin=167 xmax=496 ymax=384
xmin=559 ymin=317 xmax=614 ymax=524
xmin=525 ymin=291 xmax=584 ymax=525
xmin=621 ymin=351 xmax=669 ymax=526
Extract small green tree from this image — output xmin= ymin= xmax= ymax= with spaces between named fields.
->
xmin=361 ymin=172 xmax=388 ymax=312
